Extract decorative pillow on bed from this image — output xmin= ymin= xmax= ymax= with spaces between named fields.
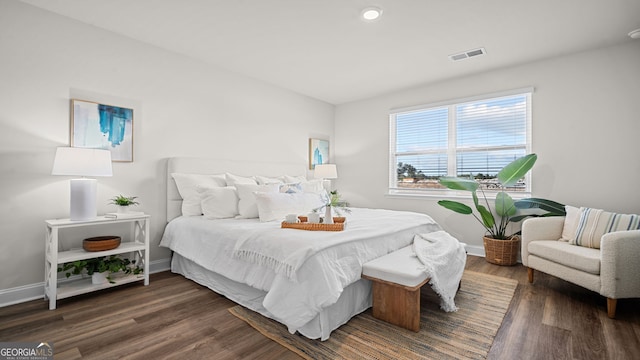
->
xmin=300 ymin=179 xmax=326 ymax=194
xmin=282 ymin=175 xmax=307 ymax=183
xmin=570 ymin=207 xmax=640 ymax=248
xmin=199 ymin=186 xmax=239 ymax=219
xmin=235 ymin=183 xmax=280 ymax=218
xmin=171 ymin=173 xmax=227 ymax=216
xmin=225 ymin=173 xmax=257 ymax=186
xmin=255 ymin=175 xmax=285 ymax=185
xmin=279 ymin=183 xmax=303 ymax=194
xmin=254 ymin=191 xmax=326 ymax=222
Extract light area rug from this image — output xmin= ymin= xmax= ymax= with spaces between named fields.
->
xmin=229 ymin=271 xmax=518 ymax=360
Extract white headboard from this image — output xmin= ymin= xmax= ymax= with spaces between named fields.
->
xmin=166 ymin=157 xmax=307 ymax=222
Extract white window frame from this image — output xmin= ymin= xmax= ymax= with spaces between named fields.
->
xmin=388 ymin=87 xmax=533 ymax=198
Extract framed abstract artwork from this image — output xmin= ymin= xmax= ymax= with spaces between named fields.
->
xmin=71 ymin=99 xmax=134 ymax=162
xmin=309 ymin=138 xmax=329 ymax=169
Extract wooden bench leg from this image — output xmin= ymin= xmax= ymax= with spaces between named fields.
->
xmin=370 ymin=280 xmax=422 ymax=332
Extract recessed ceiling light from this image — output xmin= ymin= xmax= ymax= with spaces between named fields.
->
xmin=629 ymin=29 xmax=640 ymax=39
xmin=361 ymin=7 xmax=382 ymax=21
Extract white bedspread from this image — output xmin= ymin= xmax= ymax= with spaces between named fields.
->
xmin=232 ymin=208 xmax=437 ymax=281
xmin=160 ymin=208 xmax=440 ymax=337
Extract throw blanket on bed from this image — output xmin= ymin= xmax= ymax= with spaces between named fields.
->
xmin=232 ymin=208 xmax=440 ymax=282
xmin=413 ymin=230 xmax=467 ymax=312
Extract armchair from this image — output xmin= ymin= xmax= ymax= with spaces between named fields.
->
xmin=522 ymin=216 xmax=640 ymax=318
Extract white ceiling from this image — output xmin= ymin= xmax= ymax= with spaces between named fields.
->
xmin=20 ymin=0 xmax=640 ymax=104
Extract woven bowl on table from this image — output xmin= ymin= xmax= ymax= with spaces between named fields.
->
xmin=83 ymin=236 xmax=121 ymax=252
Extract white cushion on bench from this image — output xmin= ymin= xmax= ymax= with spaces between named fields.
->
xmin=362 ymin=246 xmax=428 ymax=287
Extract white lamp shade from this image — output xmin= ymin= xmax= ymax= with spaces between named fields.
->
xmin=52 ymin=147 xmax=112 ymax=221
xmin=314 ymin=164 xmax=338 ymax=179
xmin=52 ymin=147 xmax=113 ymax=177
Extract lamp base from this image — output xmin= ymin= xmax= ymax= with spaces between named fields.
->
xmin=70 ymin=178 xmax=97 ymax=221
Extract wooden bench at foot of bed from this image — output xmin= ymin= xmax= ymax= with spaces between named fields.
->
xmin=361 ymin=246 xmax=430 ymax=332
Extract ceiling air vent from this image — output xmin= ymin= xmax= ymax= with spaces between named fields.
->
xmin=449 ymin=47 xmax=486 ymax=62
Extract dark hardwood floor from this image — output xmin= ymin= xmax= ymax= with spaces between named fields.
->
xmin=1 ymin=256 xmax=638 ymax=359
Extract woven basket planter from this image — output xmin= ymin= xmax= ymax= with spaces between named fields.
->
xmin=483 ymin=236 xmax=520 ymax=266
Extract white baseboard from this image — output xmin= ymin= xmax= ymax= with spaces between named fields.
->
xmin=0 ymin=258 xmax=172 ymax=308
xmin=464 ymin=244 xmax=522 ymax=264
xmin=464 ymin=244 xmax=485 ymax=258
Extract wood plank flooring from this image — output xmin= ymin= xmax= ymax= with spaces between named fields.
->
xmin=1 ymin=256 xmax=638 ymax=359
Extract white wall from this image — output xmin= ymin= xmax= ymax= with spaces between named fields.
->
xmin=2 ymin=0 xmax=639 ymax=303
xmin=334 ymin=41 xmax=640 ymax=252
xmin=0 ymin=1 xmax=334 ymax=294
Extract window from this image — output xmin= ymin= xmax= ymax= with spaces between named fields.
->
xmin=389 ymin=88 xmax=532 ymax=195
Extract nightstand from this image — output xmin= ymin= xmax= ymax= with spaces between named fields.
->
xmin=44 ymin=214 xmax=150 ymax=310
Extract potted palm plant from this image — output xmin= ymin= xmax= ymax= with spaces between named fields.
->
xmin=437 ymin=153 xmax=565 ymax=265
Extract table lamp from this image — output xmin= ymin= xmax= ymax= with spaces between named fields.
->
xmin=314 ymin=164 xmax=338 ymax=181
xmin=314 ymin=164 xmax=339 ymax=224
xmin=314 ymin=163 xmax=338 ymax=191
xmin=52 ymin=147 xmax=113 ymax=221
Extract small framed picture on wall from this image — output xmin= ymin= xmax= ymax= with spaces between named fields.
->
xmin=71 ymin=99 xmax=134 ymax=162
xmin=309 ymin=138 xmax=329 ymax=169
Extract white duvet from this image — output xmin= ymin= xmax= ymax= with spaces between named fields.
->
xmin=160 ymin=208 xmax=440 ymax=335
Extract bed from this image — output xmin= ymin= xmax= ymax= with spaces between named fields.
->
xmin=160 ymin=157 xmax=441 ymax=340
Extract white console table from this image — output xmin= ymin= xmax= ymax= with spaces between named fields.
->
xmin=44 ymin=214 xmax=150 ymax=310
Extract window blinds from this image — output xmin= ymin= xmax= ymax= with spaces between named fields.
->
xmin=391 ymin=89 xmax=531 ymax=189
xmin=455 ymin=94 xmax=528 ymax=176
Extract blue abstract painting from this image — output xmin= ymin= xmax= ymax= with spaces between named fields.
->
xmin=309 ymin=138 xmax=329 ymax=169
xmin=71 ymin=99 xmax=134 ymax=162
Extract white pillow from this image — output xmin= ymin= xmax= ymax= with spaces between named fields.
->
xmin=300 ymin=179 xmax=326 ymax=194
xmin=282 ymin=175 xmax=307 ymax=183
xmin=171 ymin=173 xmax=226 ymax=216
xmin=225 ymin=173 xmax=257 ymax=186
xmin=235 ymin=183 xmax=280 ymax=218
xmin=279 ymin=183 xmax=303 ymax=194
xmin=199 ymin=187 xmax=239 ymax=219
xmin=255 ymin=175 xmax=284 ymax=185
xmin=254 ymin=191 xmax=326 ymax=222
xmin=560 ymin=205 xmax=580 ymax=241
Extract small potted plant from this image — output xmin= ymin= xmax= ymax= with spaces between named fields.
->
xmin=109 ymin=195 xmax=139 ymax=213
xmin=313 ymin=190 xmax=351 ymax=224
xmin=58 ymin=255 xmax=143 ymax=285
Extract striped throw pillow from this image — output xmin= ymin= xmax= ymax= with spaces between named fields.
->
xmin=571 ymin=207 xmax=640 ymax=248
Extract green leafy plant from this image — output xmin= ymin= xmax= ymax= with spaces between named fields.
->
xmin=437 ymin=153 xmax=565 ymax=240
xmin=313 ymin=190 xmax=351 ymax=216
xmin=109 ymin=195 xmax=139 ymax=207
xmin=58 ymin=255 xmax=143 ymax=284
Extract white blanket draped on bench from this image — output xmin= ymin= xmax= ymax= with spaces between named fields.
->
xmin=413 ymin=230 xmax=467 ymax=312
